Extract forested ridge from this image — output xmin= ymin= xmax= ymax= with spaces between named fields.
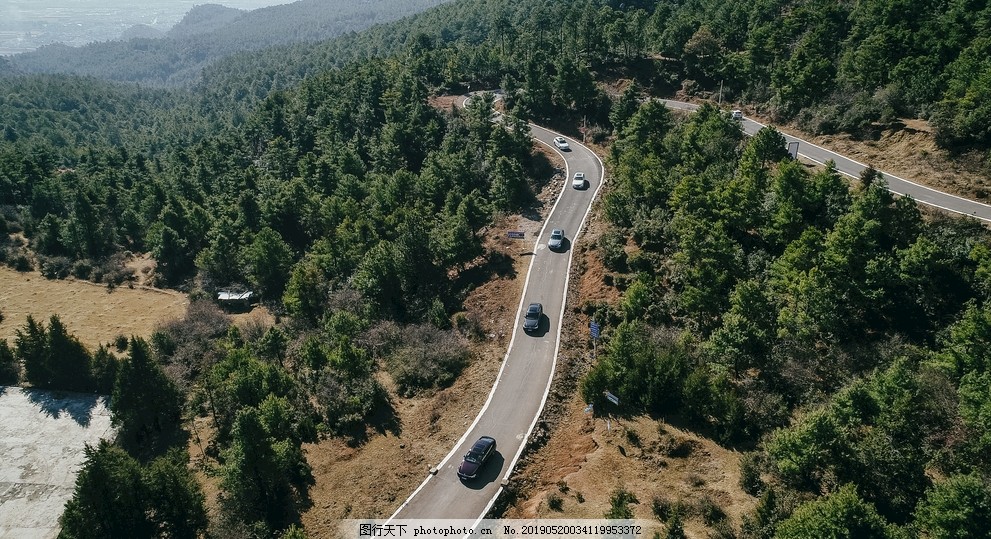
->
xmin=194 ymin=0 xmax=991 ymax=152
xmin=2 ymin=44 xmax=546 ymax=538
xmin=1 ymin=0 xmax=991 ymax=537
xmin=589 ymin=102 xmax=991 ymax=537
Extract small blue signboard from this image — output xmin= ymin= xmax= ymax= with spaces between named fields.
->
xmin=605 ymin=391 xmax=620 ymax=405
xmin=507 ymin=231 xmax=525 ymax=239
xmin=590 ymin=321 xmax=601 ymax=339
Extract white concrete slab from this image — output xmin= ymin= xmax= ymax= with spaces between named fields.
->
xmin=0 ymin=387 xmax=114 ymax=539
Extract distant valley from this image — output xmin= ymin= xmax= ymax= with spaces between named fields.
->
xmin=0 ymin=0 xmax=287 ymax=55
xmin=1 ymin=0 xmax=452 ymax=86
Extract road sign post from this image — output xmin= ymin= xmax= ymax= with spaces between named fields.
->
xmin=590 ymin=320 xmax=600 ymax=359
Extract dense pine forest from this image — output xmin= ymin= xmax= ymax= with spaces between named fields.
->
xmin=2 ymin=0 xmax=991 ymax=537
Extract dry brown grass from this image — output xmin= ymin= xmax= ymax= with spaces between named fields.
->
xmin=0 ymin=265 xmax=188 ymax=350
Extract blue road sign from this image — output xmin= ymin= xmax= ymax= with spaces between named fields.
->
xmin=507 ymin=231 xmax=525 ymax=239
xmin=605 ymin=391 xmax=620 ymax=405
xmin=590 ymin=321 xmax=600 ymax=339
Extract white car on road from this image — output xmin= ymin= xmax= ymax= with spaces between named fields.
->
xmin=571 ymin=172 xmax=586 ymax=189
xmin=547 ymin=229 xmax=565 ymax=251
xmin=553 ymin=136 xmax=570 ymax=151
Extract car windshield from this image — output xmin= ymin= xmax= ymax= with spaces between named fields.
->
xmin=464 ymin=450 xmax=483 ymax=463
xmin=526 ymin=307 xmax=539 ymax=319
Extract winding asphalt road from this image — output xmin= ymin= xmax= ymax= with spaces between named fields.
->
xmin=388 ymin=97 xmax=991 ymax=524
xmin=388 ymin=121 xmax=604 ymax=520
xmin=661 ymin=100 xmax=991 ymax=222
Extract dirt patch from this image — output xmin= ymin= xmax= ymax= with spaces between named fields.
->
xmin=429 ymin=94 xmax=464 ymax=112
xmin=503 ymin=404 xmax=755 ymax=537
xmin=124 ymin=252 xmax=158 ymax=287
xmin=0 ymin=266 xmax=188 ymax=350
xmin=790 ymin=120 xmax=991 ymax=201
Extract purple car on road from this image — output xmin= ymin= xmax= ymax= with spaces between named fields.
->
xmin=458 ymin=436 xmax=497 ymax=480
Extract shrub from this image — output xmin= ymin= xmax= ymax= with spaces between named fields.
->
xmin=152 ymin=300 xmax=231 ymax=380
xmin=13 ymin=252 xmax=32 ymax=271
xmin=739 ymin=451 xmax=765 ymax=496
xmin=453 ymin=312 xmax=485 ymax=340
xmin=71 ymin=259 xmax=93 ymax=280
xmin=658 ymin=435 xmax=698 ymax=458
xmin=653 ymin=496 xmax=688 ymax=523
xmin=547 ymin=492 xmax=564 ymax=511
xmin=383 ymin=325 xmax=469 ymax=396
xmin=606 ymin=487 xmax=638 ymax=519
xmin=95 ymin=255 xmax=135 ymax=287
xmin=665 ymin=513 xmax=687 ymax=539
xmin=316 ymin=369 xmax=388 ymax=438
xmin=625 ymin=428 xmax=642 ymax=447
xmin=599 ymin=229 xmax=628 ymax=272
xmin=427 ymin=298 xmax=450 ymax=329
xmin=653 ymin=496 xmax=674 ymax=521
xmin=698 ymin=495 xmax=726 ymax=526
xmin=39 ymin=255 xmax=71 ymax=279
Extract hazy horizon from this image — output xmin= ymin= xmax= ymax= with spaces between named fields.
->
xmin=0 ymin=0 xmax=296 ymax=55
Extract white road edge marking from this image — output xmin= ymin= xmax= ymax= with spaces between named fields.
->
xmin=387 ymin=122 xmax=591 ymax=523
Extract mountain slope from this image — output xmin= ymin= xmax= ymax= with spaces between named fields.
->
xmin=7 ymin=0 xmax=454 ymax=86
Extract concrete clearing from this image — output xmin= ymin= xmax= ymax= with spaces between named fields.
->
xmin=0 ymin=386 xmax=114 ymax=539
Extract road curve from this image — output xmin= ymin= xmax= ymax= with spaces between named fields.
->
xmin=661 ymin=100 xmax=991 ymax=223
xmin=388 ymin=120 xmax=604 ymax=520
xmin=388 ymin=96 xmax=985 ymax=522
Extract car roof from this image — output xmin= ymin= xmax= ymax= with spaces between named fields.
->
xmin=473 ymin=436 xmax=495 ymax=450
xmin=527 ymin=303 xmax=541 ymax=311
xmin=551 ymin=229 xmax=563 ymax=235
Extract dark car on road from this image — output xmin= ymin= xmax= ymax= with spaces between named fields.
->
xmin=523 ymin=302 xmax=542 ymax=333
xmin=458 ymin=436 xmax=497 ymax=480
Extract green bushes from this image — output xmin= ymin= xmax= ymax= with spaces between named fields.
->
xmin=605 ymin=487 xmax=638 ymax=519
xmin=380 ymin=324 xmax=469 ymax=397
xmin=315 ymin=369 xmax=388 ymax=437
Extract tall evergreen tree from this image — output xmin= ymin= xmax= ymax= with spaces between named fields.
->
xmin=110 ymin=337 xmax=183 ymax=455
